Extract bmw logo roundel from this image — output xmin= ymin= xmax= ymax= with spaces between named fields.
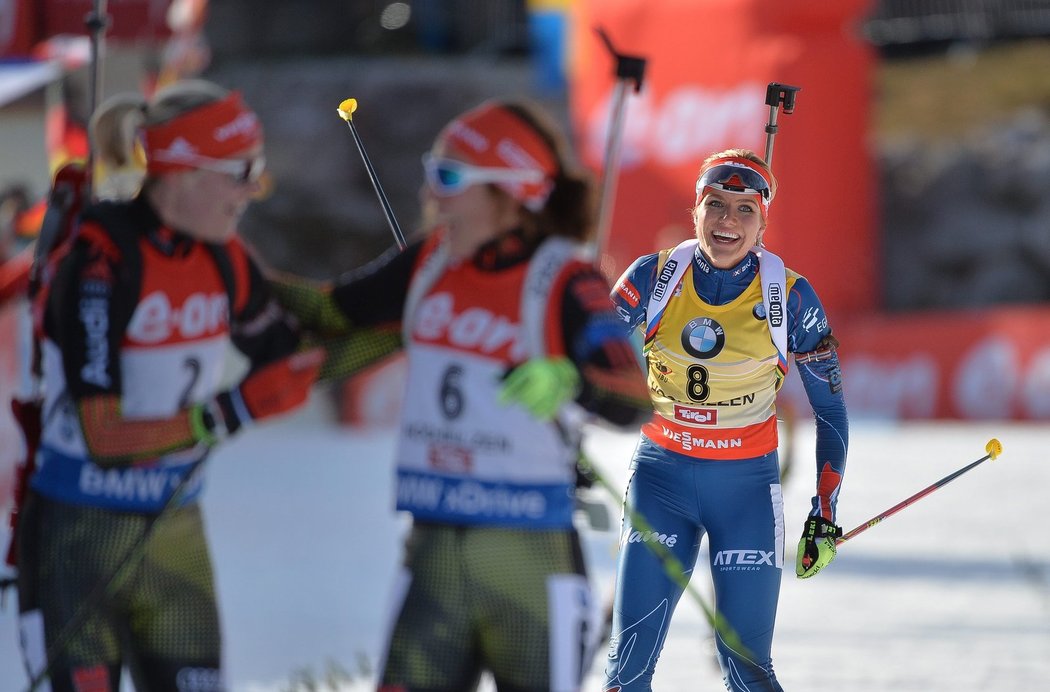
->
xmin=753 ymin=302 xmax=767 ymax=320
xmin=681 ymin=317 xmax=725 ymax=359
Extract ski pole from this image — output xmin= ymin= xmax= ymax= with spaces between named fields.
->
xmin=836 ymin=438 xmax=1003 ymax=546
xmin=574 ymin=448 xmax=750 ymax=659
xmin=337 ymin=98 xmax=407 ymax=250
xmin=83 ymin=0 xmax=110 ymax=199
xmin=591 ymin=26 xmax=646 ymax=275
xmin=551 ymin=420 xmax=751 ymax=660
xmin=762 ymin=83 xmax=801 ymax=168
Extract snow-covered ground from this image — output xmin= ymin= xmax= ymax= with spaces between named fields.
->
xmin=1 ymin=390 xmax=1048 ymax=691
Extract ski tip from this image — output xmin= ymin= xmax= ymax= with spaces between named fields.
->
xmin=337 ymin=98 xmax=358 ymax=121
xmin=985 ymin=438 xmax=1002 ymax=460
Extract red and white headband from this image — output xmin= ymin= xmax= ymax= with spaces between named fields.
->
xmin=142 ymin=91 xmax=263 ymax=175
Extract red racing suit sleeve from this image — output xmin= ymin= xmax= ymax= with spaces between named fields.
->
xmin=267 ymin=241 xmax=424 ymax=380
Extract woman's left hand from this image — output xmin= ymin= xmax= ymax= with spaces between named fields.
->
xmin=795 ymin=515 xmax=842 ymax=579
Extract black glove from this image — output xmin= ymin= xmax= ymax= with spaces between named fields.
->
xmin=190 ymin=349 xmax=323 ymax=444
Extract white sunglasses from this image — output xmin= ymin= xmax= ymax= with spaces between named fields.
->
xmin=422 ymin=153 xmax=544 ymax=196
xmin=153 ymin=152 xmax=266 ymax=184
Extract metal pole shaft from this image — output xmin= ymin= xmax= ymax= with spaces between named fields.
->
xmin=837 ymin=454 xmax=992 ymax=545
xmin=85 ymin=0 xmax=109 ymax=198
xmin=347 ymin=121 xmax=407 ymax=250
xmin=593 ymin=80 xmax=630 ymax=264
xmin=764 ymin=105 xmax=780 ymax=166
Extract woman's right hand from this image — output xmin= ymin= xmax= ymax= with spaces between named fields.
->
xmin=498 ymin=356 xmax=581 ymax=421
xmin=194 ymin=348 xmax=324 ymax=444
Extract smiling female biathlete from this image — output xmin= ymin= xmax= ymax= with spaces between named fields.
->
xmin=604 ymin=149 xmax=849 ymax=691
xmin=15 ymin=79 xmax=321 ymax=692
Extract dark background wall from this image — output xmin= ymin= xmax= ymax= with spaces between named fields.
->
xmin=199 ymin=0 xmax=1050 ymax=311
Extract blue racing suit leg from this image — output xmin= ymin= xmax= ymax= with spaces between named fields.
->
xmin=703 ymin=452 xmax=785 ymax=692
xmin=604 ymin=438 xmax=704 ymax=691
xmin=604 ymin=438 xmax=785 ymax=692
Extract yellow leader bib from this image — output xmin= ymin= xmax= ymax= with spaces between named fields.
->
xmin=642 ymin=247 xmax=798 ymax=459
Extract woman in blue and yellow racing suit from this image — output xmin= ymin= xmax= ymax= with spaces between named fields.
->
xmin=604 ymin=149 xmax=849 ymax=692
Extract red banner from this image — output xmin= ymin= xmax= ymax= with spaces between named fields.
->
xmin=42 ymin=0 xmax=173 ymax=41
xmin=338 ymin=306 xmax=1050 ymax=424
xmin=777 ymin=306 xmax=1050 ymax=421
xmin=568 ymin=0 xmax=878 ymax=316
xmin=0 ymin=0 xmax=38 ymax=57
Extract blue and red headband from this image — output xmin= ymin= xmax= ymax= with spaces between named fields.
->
xmin=695 ymin=156 xmax=774 ymax=218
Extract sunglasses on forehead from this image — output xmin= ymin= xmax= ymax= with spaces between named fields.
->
xmin=422 ymin=153 xmax=544 ymax=197
xmin=695 ymin=162 xmax=771 ymax=200
xmin=153 ymin=152 xmax=267 ymax=184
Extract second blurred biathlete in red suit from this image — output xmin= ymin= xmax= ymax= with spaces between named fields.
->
xmin=273 ymin=98 xmax=651 ymax=692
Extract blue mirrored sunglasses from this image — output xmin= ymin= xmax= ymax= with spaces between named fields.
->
xmin=422 ymin=153 xmax=544 ymax=197
xmin=695 ymin=162 xmax=771 ymax=200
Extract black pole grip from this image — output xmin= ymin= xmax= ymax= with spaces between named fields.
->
xmin=765 ymin=82 xmax=801 ymax=114
xmin=594 ymin=26 xmax=648 ymax=93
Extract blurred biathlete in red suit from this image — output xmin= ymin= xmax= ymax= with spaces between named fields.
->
xmin=272 ymin=98 xmax=652 ymax=692
xmin=13 ymin=79 xmax=321 ymax=692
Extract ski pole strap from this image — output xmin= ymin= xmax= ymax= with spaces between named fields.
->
xmin=643 ymin=239 xmax=694 ymax=348
xmin=756 ymin=248 xmax=788 ymax=380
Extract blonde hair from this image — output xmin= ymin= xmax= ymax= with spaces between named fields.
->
xmin=89 ymin=79 xmax=230 ymax=199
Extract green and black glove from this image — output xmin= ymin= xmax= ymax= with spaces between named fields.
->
xmin=498 ymin=356 xmax=581 ymax=421
xmin=795 ymin=516 xmax=842 ymax=579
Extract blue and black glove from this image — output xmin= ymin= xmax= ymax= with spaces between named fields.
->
xmin=498 ymin=356 xmax=581 ymax=421
xmin=795 ymin=515 xmax=842 ymax=579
